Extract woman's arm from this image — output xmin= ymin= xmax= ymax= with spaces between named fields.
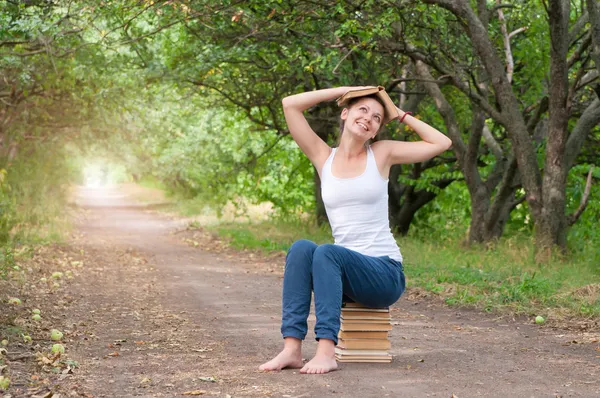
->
xmin=376 ymin=108 xmax=452 ymax=168
xmin=282 ymin=87 xmax=350 ymax=170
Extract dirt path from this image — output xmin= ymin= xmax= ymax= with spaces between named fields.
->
xmin=63 ymin=185 xmax=599 ymax=398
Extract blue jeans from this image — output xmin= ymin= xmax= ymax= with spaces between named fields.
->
xmin=280 ymin=239 xmax=405 ymax=345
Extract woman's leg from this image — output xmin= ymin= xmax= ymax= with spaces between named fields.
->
xmin=300 ymin=244 xmax=405 ymax=374
xmin=281 ymin=239 xmax=318 ymax=340
xmin=259 ymin=239 xmax=317 ymax=371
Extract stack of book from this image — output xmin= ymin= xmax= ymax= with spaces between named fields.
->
xmin=335 ymin=302 xmax=392 ymax=363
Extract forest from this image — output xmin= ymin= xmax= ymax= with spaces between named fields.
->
xmin=1 ymin=0 xmax=600 ymax=394
xmin=1 ymin=0 xmax=599 ymax=289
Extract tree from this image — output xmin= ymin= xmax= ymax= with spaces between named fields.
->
xmin=412 ymin=0 xmax=600 ymax=250
xmin=109 ymin=0 xmax=458 ymax=231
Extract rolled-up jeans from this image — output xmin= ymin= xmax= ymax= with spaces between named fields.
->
xmin=280 ymin=239 xmax=405 ymax=345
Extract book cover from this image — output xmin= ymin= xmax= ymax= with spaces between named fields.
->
xmin=339 ymin=322 xmax=393 ymax=332
xmin=342 ymin=302 xmax=389 ymax=311
xmin=338 ymin=338 xmax=391 ymax=350
xmin=341 ymin=307 xmax=390 ymax=313
xmin=341 ymin=318 xmax=391 ymax=324
xmin=336 ymin=86 xmax=400 ymax=125
xmin=341 ymin=310 xmax=392 ymax=319
xmin=338 ymin=330 xmax=389 ymax=340
xmin=335 ymin=347 xmax=391 ymax=356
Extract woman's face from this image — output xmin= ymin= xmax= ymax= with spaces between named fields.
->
xmin=341 ymin=97 xmax=385 ymax=140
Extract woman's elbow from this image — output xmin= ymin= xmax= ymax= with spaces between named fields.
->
xmin=442 ymin=136 xmax=453 ymax=151
xmin=282 ymin=96 xmax=294 ymax=110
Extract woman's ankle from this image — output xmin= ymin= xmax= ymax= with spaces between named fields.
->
xmin=315 ymin=338 xmax=336 ymax=357
xmin=283 ymin=336 xmax=302 ymax=352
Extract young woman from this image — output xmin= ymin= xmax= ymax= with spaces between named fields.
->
xmin=259 ymin=86 xmax=452 ymax=374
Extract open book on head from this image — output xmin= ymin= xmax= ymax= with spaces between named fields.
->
xmin=336 ymin=86 xmax=400 ymax=125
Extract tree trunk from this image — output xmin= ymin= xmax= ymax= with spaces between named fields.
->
xmin=468 ymin=187 xmax=491 ymax=243
xmin=535 ymin=0 xmax=571 ymax=249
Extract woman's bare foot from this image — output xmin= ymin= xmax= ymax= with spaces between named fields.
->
xmin=299 ymin=354 xmax=338 ymax=374
xmin=300 ymin=338 xmax=338 ymax=374
xmin=259 ymin=337 xmax=304 ymax=371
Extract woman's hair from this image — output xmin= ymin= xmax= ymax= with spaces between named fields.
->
xmin=338 ymin=94 xmax=387 ymax=136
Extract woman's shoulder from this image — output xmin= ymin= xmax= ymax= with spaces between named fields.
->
xmin=370 ymin=140 xmax=392 ymax=157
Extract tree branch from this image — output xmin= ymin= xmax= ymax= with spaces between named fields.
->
xmin=565 ymin=98 xmax=600 ymax=169
xmin=569 ymin=10 xmax=589 ymax=46
xmin=188 ymin=79 xmax=279 ymax=132
xmin=587 ymin=0 xmax=600 ymax=74
xmin=526 ymin=96 xmax=549 ymax=134
xmin=496 ymin=0 xmax=526 ymax=83
xmin=414 ymin=59 xmax=467 ymax=158
xmin=567 ymin=167 xmax=594 ymax=226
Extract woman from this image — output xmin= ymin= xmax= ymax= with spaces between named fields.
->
xmin=259 ymin=86 xmax=452 ymax=374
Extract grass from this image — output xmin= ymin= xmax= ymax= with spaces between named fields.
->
xmin=401 ymin=236 xmax=600 ymax=318
xmin=202 ymin=220 xmax=600 ymax=320
xmin=211 ymin=220 xmax=333 ymax=253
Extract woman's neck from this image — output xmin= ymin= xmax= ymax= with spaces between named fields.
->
xmin=338 ymin=135 xmax=367 ymax=158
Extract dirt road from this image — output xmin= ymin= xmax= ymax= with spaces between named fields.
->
xmin=65 ymin=185 xmax=599 ymax=397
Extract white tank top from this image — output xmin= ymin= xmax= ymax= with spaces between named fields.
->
xmin=320 ymin=146 xmax=402 ymax=262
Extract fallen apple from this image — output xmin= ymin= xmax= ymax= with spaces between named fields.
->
xmin=22 ymin=334 xmax=32 ymax=343
xmin=52 ymin=272 xmax=63 ymax=279
xmin=535 ymin=315 xmax=545 ymax=324
xmin=51 ymin=343 xmax=65 ymax=354
xmin=8 ymin=297 xmax=21 ymax=305
xmin=0 ymin=376 xmax=10 ymax=390
xmin=32 ymin=309 xmax=41 ymax=315
xmin=1 ymin=340 xmax=8 ymax=346
xmin=50 ymin=329 xmax=63 ymax=341
xmin=32 ymin=314 xmax=42 ymax=321
xmin=40 ymin=277 xmax=47 ymax=283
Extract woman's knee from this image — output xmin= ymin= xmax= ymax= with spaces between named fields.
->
xmin=312 ymin=244 xmax=342 ymax=269
xmin=286 ymin=240 xmax=318 ymax=262
xmin=313 ymin=244 xmax=338 ymax=259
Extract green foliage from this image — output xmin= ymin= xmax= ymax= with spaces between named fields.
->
xmin=123 ymin=87 xmax=317 ymax=216
xmin=0 ymin=0 xmax=598 ymax=302
xmin=207 ymin=220 xmax=333 ymax=255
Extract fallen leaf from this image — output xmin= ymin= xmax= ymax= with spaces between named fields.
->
xmin=107 ymin=352 xmax=119 ymax=357
xmin=182 ymin=391 xmax=207 ymax=396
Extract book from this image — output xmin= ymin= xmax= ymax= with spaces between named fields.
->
xmin=335 ymin=355 xmax=393 ymax=362
xmin=335 ymin=347 xmax=390 ymax=356
xmin=336 ymin=358 xmax=392 ymax=363
xmin=336 ymin=86 xmax=400 ymax=125
xmin=339 ymin=322 xmax=392 ymax=332
xmin=338 ymin=330 xmax=389 ymax=340
xmin=338 ymin=338 xmax=391 ymax=350
xmin=341 ymin=307 xmax=390 ymax=313
xmin=341 ymin=319 xmax=391 ymax=325
xmin=342 ymin=302 xmax=389 ymax=311
xmin=341 ymin=310 xmax=391 ymax=319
